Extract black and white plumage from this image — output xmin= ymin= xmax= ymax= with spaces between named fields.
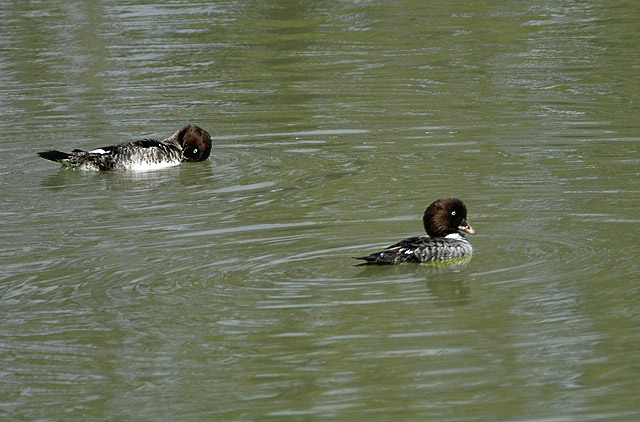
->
xmin=37 ymin=124 xmax=212 ymax=171
xmin=354 ymin=198 xmax=475 ymax=266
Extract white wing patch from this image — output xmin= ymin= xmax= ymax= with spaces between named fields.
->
xmin=89 ymin=148 xmax=108 ymax=154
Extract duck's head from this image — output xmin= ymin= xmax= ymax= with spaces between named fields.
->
xmin=423 ymin=197 xmax=475 ymax=238
xmin=169 ymin=124 xmax=212 ymax=162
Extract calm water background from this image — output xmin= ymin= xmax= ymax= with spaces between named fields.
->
xmin=2 ymin=0 xmax=640 ymax=420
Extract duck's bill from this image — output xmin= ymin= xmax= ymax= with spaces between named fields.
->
xmin=458 ymin=224 xmax=476 ymax=235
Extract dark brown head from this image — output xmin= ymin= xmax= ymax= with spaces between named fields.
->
xmin=169 ymin=124 xmax=212 ymax=162
xmin=423 ymin=198 xmax=475 ymax=238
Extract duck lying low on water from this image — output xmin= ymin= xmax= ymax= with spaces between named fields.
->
xmin=37 ymin=124 xmax=212 ymax=171
xmin=354 ymin=198 xmax=475 ymax=266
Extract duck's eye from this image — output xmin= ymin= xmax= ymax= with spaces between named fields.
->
xmin=193 ymin=148 xmax=198 ymax=154
xmin=451 ymin=211 xmax=456 ymax=216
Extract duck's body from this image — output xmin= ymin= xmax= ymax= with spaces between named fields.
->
xmin=38 ymin=139 xmax=185 ymax=171
xmin=37 ymin=124 xmax=211 ymax=171
xmin=357 ymin=233 xmax=472 ymax=266
xmin=354 ymin=198 xmax=475 ymax=266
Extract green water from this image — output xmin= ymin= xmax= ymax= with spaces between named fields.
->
xmin=2 ymin=1 xmax=640 ymax=420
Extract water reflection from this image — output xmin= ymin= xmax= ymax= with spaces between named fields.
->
xmin=40 ymin=167 xmax=106 ymax=190
xmin=353 ymin=256 xmax=473 ymax=304
xmin=426 ymin=277 xmax=471 ymax=305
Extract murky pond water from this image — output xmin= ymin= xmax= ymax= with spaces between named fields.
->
xmin=2 ymin=0 xmax=639 ymax=420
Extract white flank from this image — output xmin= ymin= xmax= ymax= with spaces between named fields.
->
xmin=127 ymin=161 xmax=181 ymax=172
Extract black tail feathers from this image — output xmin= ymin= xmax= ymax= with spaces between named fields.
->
xmin=37 ymin=150 xmax=71 ymax=162
xmin=351 ymin=256 xmax=382 ymax=267
xmin=352 ymin=260 xmax=371 ymax=267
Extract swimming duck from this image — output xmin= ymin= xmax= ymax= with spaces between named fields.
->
xmin=354 ymin=198 xmax=475 ymax=266
xmin=37 ymin=123 xmax=212 ymax=171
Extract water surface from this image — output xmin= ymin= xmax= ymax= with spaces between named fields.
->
xmin=2 ymin=0 xmax=640 ymax=420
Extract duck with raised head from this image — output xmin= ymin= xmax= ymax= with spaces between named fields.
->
xmin=354 ymin=198 xmax=475 ymax=266
xmin=37 ymin=123 xmax=212 ymax=171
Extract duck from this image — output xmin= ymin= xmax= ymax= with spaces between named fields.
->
xmin=354 ymin=198 xmax=475 ymax=266
xmin=37 ymin=123 xmax=212 ymax=171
